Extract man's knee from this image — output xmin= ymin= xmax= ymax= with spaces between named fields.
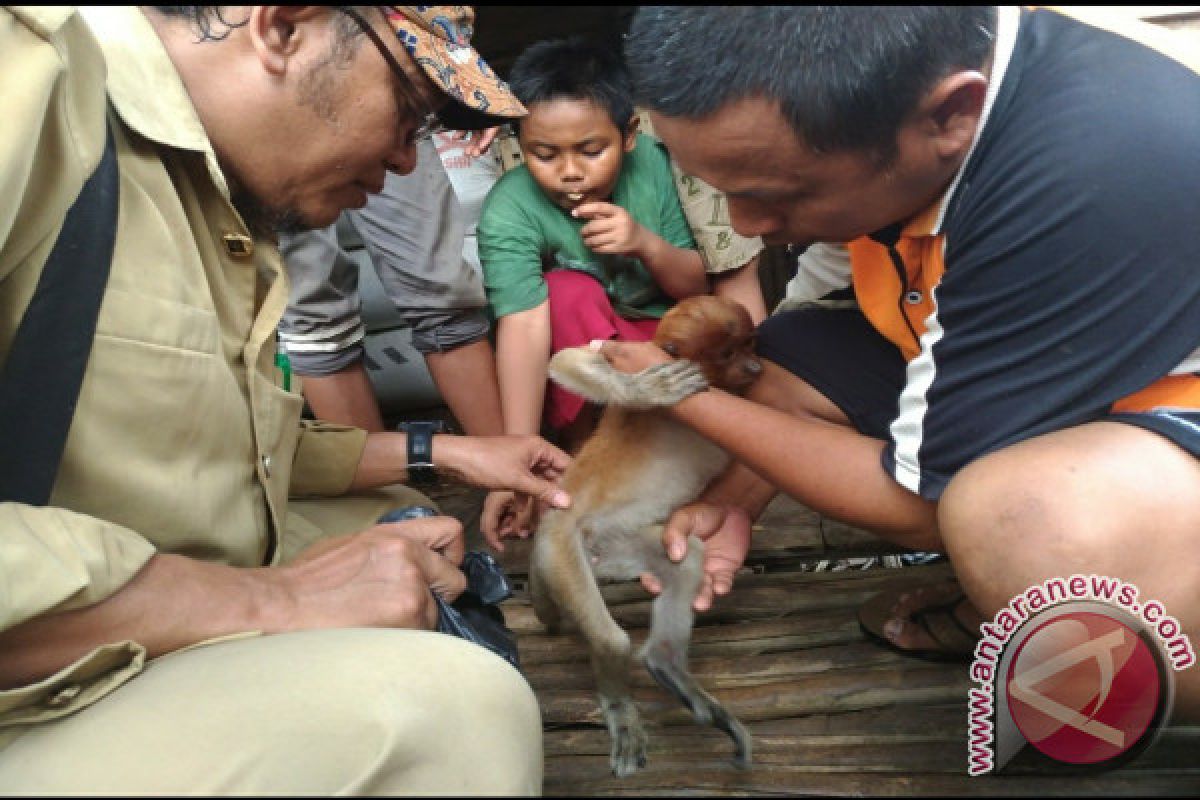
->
xmin=938 ymin=451 xmax=1043 ymax=549
xmin=937 ymin=444 xmax=1085 ymax=583
xmin=937 ymin=423 xmax=1200 ymax=611
xmin=207 ymin=630 xmax=544 ymax=794
xmin=939 ymin=422 xmax=1200 ymax=558
xmin=354 ymin=633 xmax=543 ymax=795
xmin=934 ymin=439 xmax=1108 ymax=619
xmin=235 ymin=631 xmax=542 ymax=794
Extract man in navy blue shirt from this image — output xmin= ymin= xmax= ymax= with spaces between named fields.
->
xmin=602 ymin=6 xmax=1200 ymax=719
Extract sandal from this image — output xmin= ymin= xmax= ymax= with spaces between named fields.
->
xmin=857 ymin=580 xmax=981 ymax=663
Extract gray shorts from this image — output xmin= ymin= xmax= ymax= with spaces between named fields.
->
xmin=278 ymin=139 xmax=489 ymax=375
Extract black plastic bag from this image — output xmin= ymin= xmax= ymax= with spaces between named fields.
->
xmin=377 ymin=507 xmax=520 ymax=670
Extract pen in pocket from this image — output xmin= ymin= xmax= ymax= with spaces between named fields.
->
xmin=274 ymin=351 xmax=292 ymax=391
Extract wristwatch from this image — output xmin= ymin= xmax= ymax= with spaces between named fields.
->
xmin=397 ymin=420 xmax=444 ymax=485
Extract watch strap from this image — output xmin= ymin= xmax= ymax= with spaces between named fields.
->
xmin=400 ymin=420 xmax=441 ymax=484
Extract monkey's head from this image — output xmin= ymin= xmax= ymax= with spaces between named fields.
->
xmin=654 ymin=296 xmax=762 ymax=393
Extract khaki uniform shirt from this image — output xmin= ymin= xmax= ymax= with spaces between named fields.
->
xmin=0 ymin=6 xmax=367 ymax=727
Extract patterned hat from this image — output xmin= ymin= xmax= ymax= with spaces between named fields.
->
xmin=385 ymin=6 xmax=527 ymax=130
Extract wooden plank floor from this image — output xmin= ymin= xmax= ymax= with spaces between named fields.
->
xmin=425 ymin=485 xmax=1200 ymax=796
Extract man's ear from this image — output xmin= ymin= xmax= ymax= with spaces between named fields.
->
xmin=919 ymin=70 xmax=988 ymax=161
xmin=248 ymin=6 xmax=329 ymax=76
xmin=623 ymin=113 xmax=641 ymax=153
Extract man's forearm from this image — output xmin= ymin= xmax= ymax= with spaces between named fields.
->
xmin=670 ymin=388 xmax=939 ymax=540
xmin=697 ymin=459 xmax=778 ymax=521
xmin=348 ymin=431 xmax=506 ymax=489
xmin=1 ymin=514 xmax=476 ymax=690
xmin=0 ymin=553 xmax=274 ymax=689
xmin=350 ymin=432 xmax=411 ymax=489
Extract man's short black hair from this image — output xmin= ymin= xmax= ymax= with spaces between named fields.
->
xmin=507 ymin=35 xmax=635 ymax=133
xmin=625 ymin=6 xmax=996 ymax=163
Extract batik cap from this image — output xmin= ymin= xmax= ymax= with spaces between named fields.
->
xmin=384 ymin=6 xmax=527 ymax=130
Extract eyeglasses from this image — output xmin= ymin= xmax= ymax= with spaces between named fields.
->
xmin=337 ymin=7 xmax=447 ymax=144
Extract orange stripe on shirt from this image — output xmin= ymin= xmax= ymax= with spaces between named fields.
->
xmin=1112 ymin=373 xmax=1200 ymax=414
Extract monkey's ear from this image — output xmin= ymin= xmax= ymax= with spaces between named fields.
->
xmin=662 ymin=342 xmax=679 ymax=357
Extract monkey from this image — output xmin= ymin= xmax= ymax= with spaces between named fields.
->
xmin=530 ymin=294 xmax=762 ymax=777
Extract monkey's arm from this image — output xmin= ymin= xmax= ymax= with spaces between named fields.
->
xmin=547 ymin=347 xmax=708 ymax=409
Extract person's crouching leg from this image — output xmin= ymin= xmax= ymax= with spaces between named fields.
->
xmin=0 ymin=628 xmax=543 ymax=796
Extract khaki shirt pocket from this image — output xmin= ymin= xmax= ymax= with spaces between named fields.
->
xmin=94 ymin=287 xmax=218 ymax=354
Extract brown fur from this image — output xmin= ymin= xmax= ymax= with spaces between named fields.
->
xmin=531 ymin=295 xmax=761 ymax=777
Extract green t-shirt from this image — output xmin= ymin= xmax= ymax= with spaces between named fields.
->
xmin=477 ymin=133 xmax=697 ymax=320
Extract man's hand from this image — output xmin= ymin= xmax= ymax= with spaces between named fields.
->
xmin=639 ymin=503 xmax=752 ymax=612
xmin=480 ymin=489 xmax=540 ymax=552
xmin=0 ymin=516 xmax=472 ymax=687
xmin=436 ymin=434 xmax=571 ymax=510
xmin=590 ymin=337 xmax=675 ymax=375
xmin=574 ymin=201 xmax=650 ymax=258
xmin=277 ymin=515 xmax=468 ymax=631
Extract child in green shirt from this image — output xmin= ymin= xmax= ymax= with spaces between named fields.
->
xmin=478 ymin=36 xmax=708 ymax=452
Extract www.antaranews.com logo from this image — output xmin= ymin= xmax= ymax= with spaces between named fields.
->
xmin=967 ymin=575 xmax=1195 ymax=775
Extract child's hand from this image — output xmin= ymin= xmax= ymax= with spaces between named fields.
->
xmin=574 ymin=201 xmax=649 ymax=258
xmin=449 ymin=126 xmax=500 ymax=158
xmin=480 ymin=489 xmax=541 ymax=552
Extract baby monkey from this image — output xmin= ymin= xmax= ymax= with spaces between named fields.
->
xmin=531 ymin=295 xmax=761 ymax=777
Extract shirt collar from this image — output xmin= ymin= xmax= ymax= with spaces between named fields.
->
xmin=77 ymin=7 xmax=231 ymax=196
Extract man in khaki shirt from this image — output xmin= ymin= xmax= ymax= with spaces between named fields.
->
xmin=0 ymin=6 xmax=568 ymax=794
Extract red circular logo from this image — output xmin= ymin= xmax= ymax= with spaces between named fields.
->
xmin=1006 ymin=611 xmax=1162 ymax=765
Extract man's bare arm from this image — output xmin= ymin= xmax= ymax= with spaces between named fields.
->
xmin=0 ymin=516 xmax=467 ymax=689
xmin=667 ymin=380 xmax=937 ymax=539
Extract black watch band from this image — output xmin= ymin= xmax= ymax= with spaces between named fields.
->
xmin=398 ymin=420 xmax=442 ymax=485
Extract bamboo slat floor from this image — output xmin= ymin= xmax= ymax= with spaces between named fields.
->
xmin=423 ymin=484 xmax=1200 ymax=796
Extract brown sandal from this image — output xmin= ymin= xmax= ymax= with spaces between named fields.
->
xmin=858 ymin=581 xmax=980 ymax=663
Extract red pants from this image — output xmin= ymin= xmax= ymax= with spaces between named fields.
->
xmin=544 ymin=270 xmax=660 ymax=429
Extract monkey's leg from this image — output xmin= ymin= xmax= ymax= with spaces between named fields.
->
xmin=637 ymin=527 xmax=753 ymax=769
xmin=532 ymin=519 xmax=648 ymax=777
xmin=528 ymin=559 xmax=564 ymax=633
xmin=530 ymin=511 xmax=582 ymax=634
